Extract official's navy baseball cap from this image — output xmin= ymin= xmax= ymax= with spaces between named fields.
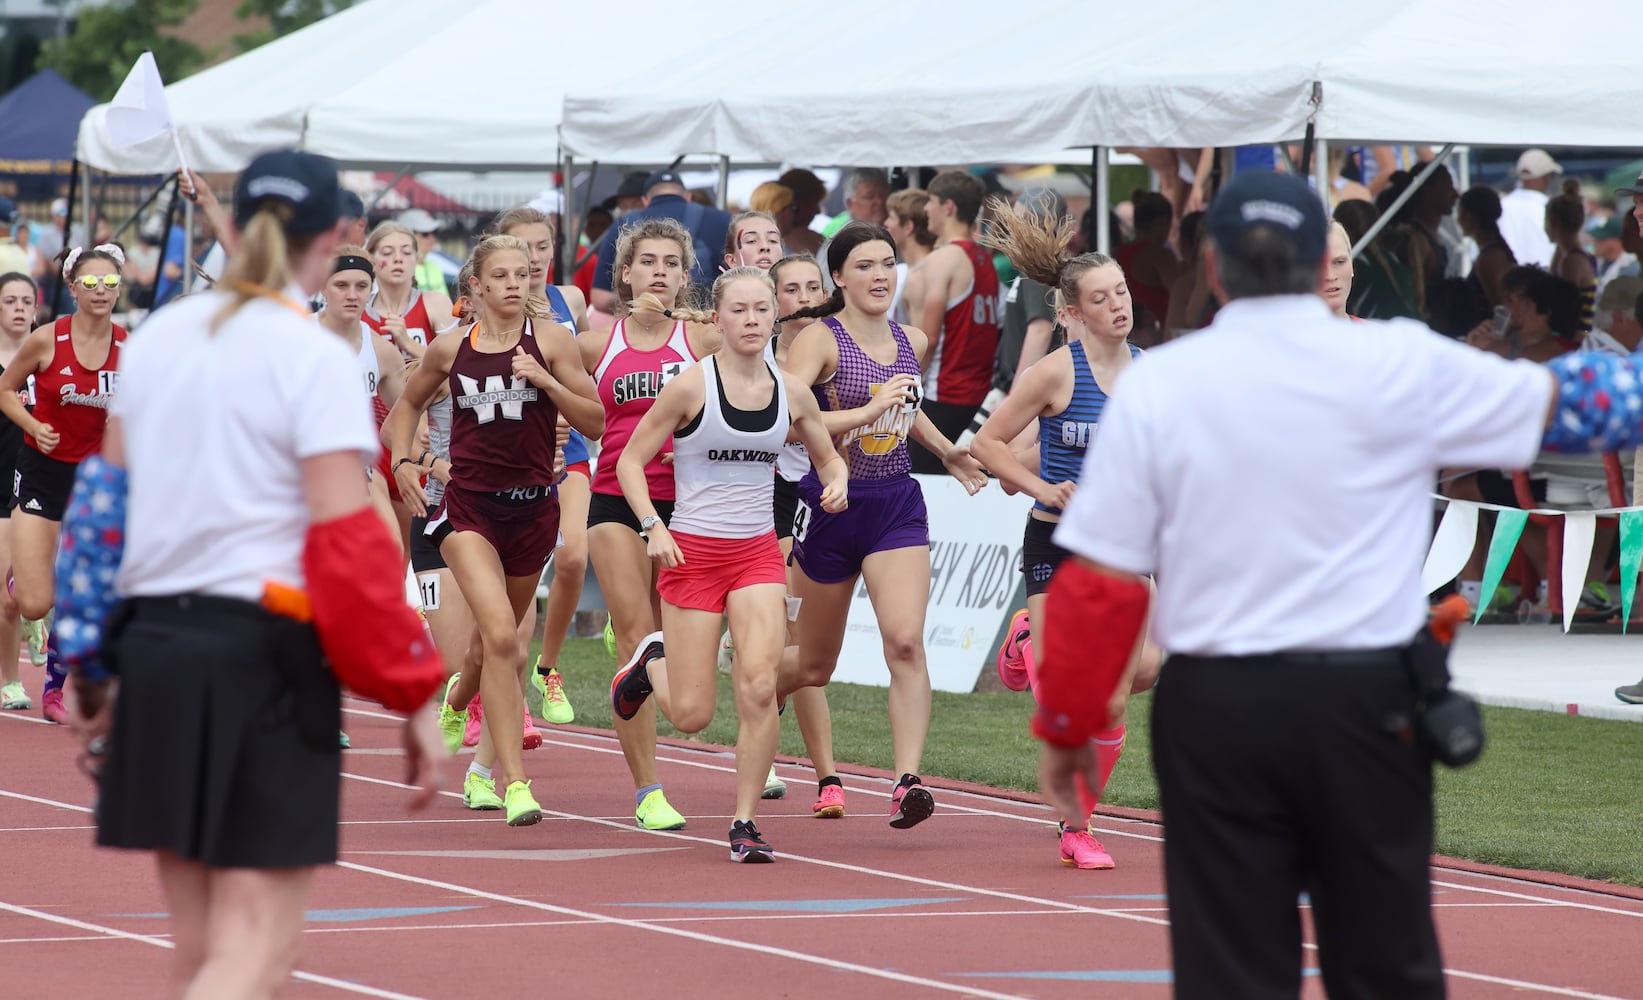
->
xmin=1207 ymin=171 xmax=1328 ymax=264
xmin=234 ymin=149 xmax=340 ymax=235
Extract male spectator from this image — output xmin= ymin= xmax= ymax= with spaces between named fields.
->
xmin=398 ymin=209 xmax=449 ymax=294
xmin=0 ymin=201 xmax=27 ymax=277
xmin=34 ymin=198 xmax=67 ymax=264
xmin=777 ymin=168 xmax=827 ymax=254
xmin=910 ymin=170 xmax=1001 ymax=473
xmin=884 ymin=187 xmax=936 ymax=324
xmin=1586 ymin=275 xmax=1643 ymax=355
xmin=1498 ymin=149 xmax=1560 ymax=268
xmin=590 ymin=169 xmax=732 ymax=314
xmin=1589 ymin=214 xmax=1638 ymax=299
xmin=339 ymin=190 xmax=368 ymax=247
xmin=610 ymin=171 xmax=649 ymax=217
xmin=821 ymin=167 xmax=890 ymax=239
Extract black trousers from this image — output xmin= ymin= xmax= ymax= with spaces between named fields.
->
xmin=1152 ymin=652 xmax=1445 ymax=1000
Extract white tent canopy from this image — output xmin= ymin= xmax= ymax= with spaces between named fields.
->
xmin=77 ymin=0 xmax=752 ymax=174
xmin=561 ymin=0 xmax=1639 ymax=165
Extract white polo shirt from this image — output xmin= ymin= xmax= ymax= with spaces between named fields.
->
xmin=115 ymin=287 xmax=378 ymax=602
xmin=1054 ymin=295 xmax=1553 ymax=656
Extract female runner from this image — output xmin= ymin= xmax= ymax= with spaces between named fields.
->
xmin=315 ymin=245 xmax=408 ymax=539
xmin=364 ymin=221 xmax=456 ymax=557
xmin=611 ymin=266 xmax=848 ymax=861
xmin=63 ymin=149 xmax=444 ymax=999
xmin=493 ymin=205 xmax=586 ymax=725
xmin=778 ymin=222 xmax=989 ymax=829
xmin=970 ymin=201 xmax=1163 ymax=869
xmin=0 ymin=272 xmax=33 ymax=710
xmin=0 ymin=244 xmax=126 ymax=724
xmin=723 ymin=211 xmax=784 ymax=272
xmin=386 ymin=234 xmax=603 ymax=826
xmin=582 ymin=216 xmax=721 ymax=831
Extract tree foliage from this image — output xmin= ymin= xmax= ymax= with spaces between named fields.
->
xmin=36 ymin=0 xmax=204 ymax=102
xmin=232 ymin=0 xmax=355 ymax=53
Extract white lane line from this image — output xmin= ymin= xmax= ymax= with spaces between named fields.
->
xmin=0 ymin=788 xmax=93 ymax=813
xmin=300 ymin=907 xmax=1085 ymax=936
xmin=1431 ymin=880 xmax=1643 ymax=920
xmin=0 ymin=825 xmax=96 ymax=832
xmin=0 ymin=902 xmax=431 ymax=1000
xmin=339 ymin=859 xmax=1033 ymax=1000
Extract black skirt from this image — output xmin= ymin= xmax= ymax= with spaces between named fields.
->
xmin=95 ymin=594 xmax=342 ymax=868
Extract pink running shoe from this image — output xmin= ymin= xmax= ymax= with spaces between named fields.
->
xmin=521 ymin=707 xmax=542 ymax=751
xmin=995 ymin=608 xmax=1032 ymax=691
xmin=41 ymin=688 xmax=67 ymax=725
xmin=464 ymin=695 xmax=483 ymax=748
xmin=813 ymin=782 xmax=846 ymax=818
xmin=888 ymin=775 xmax=935 ymax=829
xmin=1060 ymin=828 xmax=1115 ymax=870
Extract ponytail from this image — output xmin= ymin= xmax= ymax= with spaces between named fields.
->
xmin=630 ymin=291 xmax=713 ymax=325
xmin=213 ymin=204 xmax=306 ymax=330
xmin=781 ymin=286 xmax=844 ymax=324
xmin=977 ymin=194 xmax=1114 ymax=312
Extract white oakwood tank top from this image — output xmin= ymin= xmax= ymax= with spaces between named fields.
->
xmin=669 ymin=355 xmax=789 ymax=539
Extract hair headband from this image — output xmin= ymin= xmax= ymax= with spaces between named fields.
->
xmin=61 ymin=243 xmax=126 ymax=282
xmin=332 ymin=254 xmax=374 ymax=278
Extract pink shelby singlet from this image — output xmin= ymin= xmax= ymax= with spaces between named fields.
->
xmin=591 ymin=317 xmax=697 ymax=500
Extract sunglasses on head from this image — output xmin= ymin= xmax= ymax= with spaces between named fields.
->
xmin=77 ymin=274 xmax=122 ymax=290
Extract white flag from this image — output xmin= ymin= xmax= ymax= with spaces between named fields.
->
xmin=105 ymin=51 xmax=175 ymax=149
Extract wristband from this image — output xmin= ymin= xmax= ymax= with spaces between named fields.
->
xmin=393 ymin=457 xmax=416 ymax=473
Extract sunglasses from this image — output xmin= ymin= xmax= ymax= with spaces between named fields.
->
xmin=77 ymin=275 xmax=122 ymax=291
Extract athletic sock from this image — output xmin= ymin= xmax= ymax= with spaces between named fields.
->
xmin=1076 ymin=724 xmax=1127 ymax=816
xmin=636 ymin=782 xmax=662 ymax=806
xmin=467 ymin=761 xmax=492 ymax=781
xmin=1458 ymin=580 xmax=1482 ymax=606
xmin=817 ymin=775 xmax=843 ymax=792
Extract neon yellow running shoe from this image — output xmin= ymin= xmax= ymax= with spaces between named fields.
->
xmin=438 ymin=674 xmax=467 ymax=755
xmin=534 ymin=667 xmax=575 ymax=725
xmin=636 ymin=788 xmax=686 ymax=831
xmin=603 ymin=617 xmax=618 ymax=659
xmin=463 ymin=772 xmax=503 ymax=810
xmin=22 ymin=616 xmax=47 ymax=668
xmin=762 ymin=765 xmax=787 ymax=799
xmin=504 ymin=780 xmax=543 ymax=826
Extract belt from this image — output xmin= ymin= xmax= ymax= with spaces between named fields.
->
xmin=128 ymin=593 xmax=279 ymax=624
xmin=1173 ymin=646 xmax=1408 ymax=669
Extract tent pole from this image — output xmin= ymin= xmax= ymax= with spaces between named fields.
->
xmin=1349 ymin=143 xmax=1456 ymax=258
xmin=1312 ymin=138 xmax=1330 ymax=212
xmin=716 ymin=155 xmax=730 ymax=211
xmin=1094 ymin=146 xmax=1110 ymax=255
xmin=182 ymin=198 xmax=195 ymax=294
xmin=79 ymin=162 xmax=92 ymax=246
xmin=558 ymin=152 xmax=575 ymax=287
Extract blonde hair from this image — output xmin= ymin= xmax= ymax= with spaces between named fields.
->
xmin=712 ymin=266 xmax=775 ymax=307
xmin=613 ymin=216 xmax=707 ymax=320
xmin=333 ymin=243 xmax=368 ymax=264
xmin=748 ymin=182 xmax=794 ymax=216
xmin=1327 ymin=220 xmax=1351 ymax=251
xmin=976 ymin=194 xmax=1114 ymax=311
xmin=213 ymin=201 xmax=320 ymax=330
xmin=365 ymin=220 xmax=416 ymax=256
xmin=465 ymin=234 xmax=556 ymax=321
xmin=492 ymin=205 xmax=555 ymax=238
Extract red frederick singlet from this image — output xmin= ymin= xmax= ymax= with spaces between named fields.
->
xmin=446 ymin=319 xmax=560 ymax=491
xmin=925 ymin=240 xmax=1001 ymax=407
xmin=28 ymin=316 xmax=126 ymax=463
xmin=591 ymin=317 xmax=698 ymax=500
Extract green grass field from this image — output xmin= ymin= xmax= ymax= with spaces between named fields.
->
xmin=544 ymin=636 xmax=1643 ymax=888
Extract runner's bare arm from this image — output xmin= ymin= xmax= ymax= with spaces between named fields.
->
xmin=533 ymin=321 xmax=604 ymax=438
xmin=0 ymin=329 xmax=51 ymax=440
xmin=785 ymin=372 xmax=848 ymax=513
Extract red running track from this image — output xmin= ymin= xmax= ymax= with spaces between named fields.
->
xmin=2 ymin=678 xmax=1641 ymax=999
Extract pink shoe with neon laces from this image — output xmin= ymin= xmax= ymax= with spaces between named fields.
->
xmin=995 ymin=608 xmax=1031 ymax=691
xmin=1060 ymin=827 xmax=1115 ymax=870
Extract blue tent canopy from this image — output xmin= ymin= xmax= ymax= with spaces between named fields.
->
xmin=0 ymin=69 xmax=95 ymax=180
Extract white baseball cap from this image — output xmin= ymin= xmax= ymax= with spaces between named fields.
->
xmin=396 ymin=208 xmax=439 ymax=233
xmin=1516 ymin=149 xmax=1562 ymax=180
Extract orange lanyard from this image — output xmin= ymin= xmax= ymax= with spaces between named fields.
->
xmin=231 ymin=281 xmax=310 ymax=319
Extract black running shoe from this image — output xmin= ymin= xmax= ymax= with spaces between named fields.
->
xmin=889 ymin=774 xmax=935 ymax=829
xmin=611 ymin=631 xmax=662 ymax=721
xmin=729 ymin=820 xmax=775 ymax=863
